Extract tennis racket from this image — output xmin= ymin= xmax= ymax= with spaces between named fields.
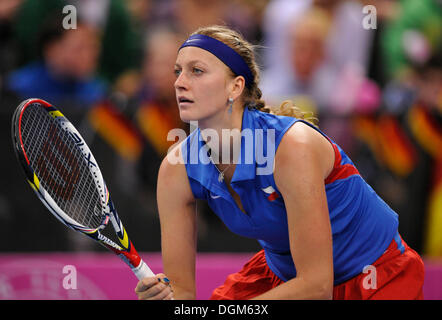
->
xmin=11 ymin=98 xmax=154 ymax=280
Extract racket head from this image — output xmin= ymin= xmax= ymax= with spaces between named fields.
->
xmin=12 ymin=98 xmax=110 ymax=233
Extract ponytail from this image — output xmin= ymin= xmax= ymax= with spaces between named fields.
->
xmin=253 ymin=100 xmax=318 ymax=126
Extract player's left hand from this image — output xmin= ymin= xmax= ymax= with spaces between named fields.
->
xmin=135 ymin=273 xmax=174 ymax=300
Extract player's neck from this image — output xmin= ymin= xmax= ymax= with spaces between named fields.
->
xmin=199 ymin=106 xmax=244 ymax=165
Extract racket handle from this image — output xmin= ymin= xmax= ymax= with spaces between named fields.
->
xmin=133 ymin=259 xmax=155 ymax=280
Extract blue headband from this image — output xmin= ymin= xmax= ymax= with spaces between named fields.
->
xmin=179 ymin=34 xmax=254 ymax=88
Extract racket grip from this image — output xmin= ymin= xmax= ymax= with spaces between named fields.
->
xmin=133 ymin=259 xmax=155 ymax=280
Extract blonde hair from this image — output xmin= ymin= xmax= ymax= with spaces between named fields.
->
xmin=191 ymin=25 xmax=317 ymax=125
xmin=292 ymin=7 xmax=331 ymax=42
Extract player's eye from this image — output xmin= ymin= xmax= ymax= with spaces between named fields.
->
xmin=192 ymin=67 xmax=203 ymax=75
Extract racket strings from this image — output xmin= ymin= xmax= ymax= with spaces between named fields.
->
xmin=20 ymin=105 xmax=104 ymax=229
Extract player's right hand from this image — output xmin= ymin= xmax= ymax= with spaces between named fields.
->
xmin=135 ymin=273 xmax=174 ymax=300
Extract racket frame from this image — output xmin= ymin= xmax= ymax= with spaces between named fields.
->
xmin=12 ymin=98 xmax=154 ymax=280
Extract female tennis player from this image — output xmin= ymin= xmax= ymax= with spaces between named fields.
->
xmin=134 ymin=25 xmax=425 ymax=300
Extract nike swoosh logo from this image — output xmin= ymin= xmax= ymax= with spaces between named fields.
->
xmin=210 ymin=193 xmax=221 ymax=199
xmin=262 ymin=186 xmax=280 ymax=202
xmin=262 ymin=186 xmax=276 ymax=194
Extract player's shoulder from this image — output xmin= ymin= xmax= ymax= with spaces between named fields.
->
xmin=160 ymin=135 xmax=198 ymax=180
xmin=160 ymin=140 xmax=187 ymax=177
xmin=277 ymin=121 xmax=335 ymax=178
xmin=158 ymin=141 xmax=195 ymax=202
xmin=284 ymin=120 xmax=323 ymax=144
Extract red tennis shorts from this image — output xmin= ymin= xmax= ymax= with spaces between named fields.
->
xmin=210 ymin=234 xmax=425 ymax=300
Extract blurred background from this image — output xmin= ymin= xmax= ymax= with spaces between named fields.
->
xmin=0 ymin=0 xmax=441 ymax=299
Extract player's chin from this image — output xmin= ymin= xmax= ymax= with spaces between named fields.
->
xmin=178 ymin=107 xmax=200 ymax=123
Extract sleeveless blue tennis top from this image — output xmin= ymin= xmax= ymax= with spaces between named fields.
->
xmin=182 ymin=107 xmax=399 ymax=285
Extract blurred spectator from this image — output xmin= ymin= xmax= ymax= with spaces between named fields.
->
xmin=380 ymin=0 xmax=442 ymax=81
xmin=224 ymin=0 xmax=271 ymax=44
xmin=85 ymin=0 xmax=144 ymax=87
xmin=261 ymin=0 xmax=377 ymax=154
xmin=352 ymin=46 xmax=441 ymax=255
xmin=126 ymin=0 xmax=153 ymax=28
xmin=353 ymin=0 xmax=442 ymax=255
xmin=260 ymin=0 xmax=311 ymax=79
xmin=362 ymin=0 xmax=402 ymax=86
xmin=12 ymin=0 xmax=142 ymax=87
xmin=415 ymin=57 xmax=442 ymax=257
xmin=84 ymin=26 xmax=186 ymax=192
xmin=150 ymin=0 xmax=265 ymax=46
xmin=134 ymin=26 xmax=188 ymax=192
xmin=261 ymin=0 xmax=374 ymax=109
xmin=285 ymin=7 xmax=333 ymax=110
xmin=6 ymin=16 xmax=106 ymax=107
xmin=0 ymin=0 xmax=23 ymax=77
xmin=173 ymin=0 xmax=229 ymax=36
xmin=11 ymin=0 xmax=65 ymax=65
xmin=111 ymin=0 xmax=155 ymax=99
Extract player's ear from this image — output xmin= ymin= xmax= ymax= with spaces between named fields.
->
xmin=229 ymin=75 xmax=245 ymax=101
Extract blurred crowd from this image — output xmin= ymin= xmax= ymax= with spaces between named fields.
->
xmin=0 ymin=0 xmax=441 ymax=256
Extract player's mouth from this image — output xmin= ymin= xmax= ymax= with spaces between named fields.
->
xmin=177 ymin=96 xmax=194 ymax=107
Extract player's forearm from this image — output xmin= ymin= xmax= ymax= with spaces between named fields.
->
xmin=251 ymin=276 xmax=333 ymax=300
xmin=163 ymin=261 xmax=196 ymax=300
xmin=162 ymin=250 xmax=196 ymax=300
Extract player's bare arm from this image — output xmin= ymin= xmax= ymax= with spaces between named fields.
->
xmin=252 ymin=122 xmax=335 ymax=299
xmin=157 ymin=143 xmax=197 ymax=300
